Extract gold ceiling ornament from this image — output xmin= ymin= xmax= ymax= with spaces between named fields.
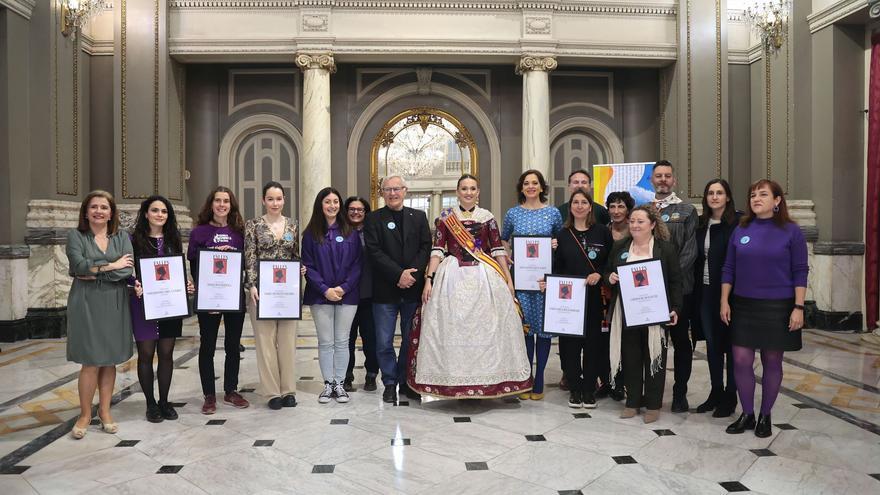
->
xmin=61 ymin=0 xmax=105 ymax=37
xmin=745 ymin=1 xmax=791 ymax=53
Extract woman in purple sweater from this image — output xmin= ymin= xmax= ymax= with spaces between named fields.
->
xmin=302 ymin=187 xmax=363 ymax=404
xmin=188 ymin=187 xmax=250 ymax=415
xmin=720 ymin=179 xmax=808 ymax=438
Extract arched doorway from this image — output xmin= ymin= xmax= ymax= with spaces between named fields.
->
xmin=549 ymin=117 xmax=624 ymax=204
xmin=370 ymin=107 xmax=479 ymax=220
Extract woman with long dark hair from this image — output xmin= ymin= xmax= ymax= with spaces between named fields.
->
xmin=130 ymin=195 xmax=193 ymax=422
xmin=302 ymin=187 xmax=362 ymax=403
xmin=188 ymin=186 xmax=250 ymax=414
xmin=693 ymin=179 xmax=740 ymax=417
xmin=722 ymin=179 xmax=808 ymax=438
xmin=245 ymin=181 xmax=303 ymax=410
xmin=343 ymin=196 xmax=379 ymax=392
xmin=66 ymin=191 xmax=134 ymax=438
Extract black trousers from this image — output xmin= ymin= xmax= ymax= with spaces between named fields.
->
xmin=346 ymin=299 xmax=379 ymax=381
xmin=197 ymin=311 xmax=245 ymax=396
xmin=667 ymin=293 xmax=693 ymax=398
xmin=622 ymin=326 xmax=668 ymax=410
xmin=559 ymin=322 xmax=606 ymax=395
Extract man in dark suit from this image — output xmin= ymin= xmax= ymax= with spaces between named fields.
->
xmin=363 ymin=176 xmax=432 ymax=403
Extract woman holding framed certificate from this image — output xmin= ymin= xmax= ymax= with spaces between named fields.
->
xmin=501 ymin=169 xmax=563 ymax=400
xmin=188 ymin=186 xmax=250 ymax=415
xmin=130 ymin=195 xmax=193 ymax=423
xmin=244 ymin=181 xmax=303 ymax=410
xmin=606 ymin=205 xmax=683 ymax=424
xmin=406 ymin=175 xmax=532 ymax=399
xmin=66 ymin=191 xmax=135 ymax=439
xmin=302 ymin=187 xmax=362 ymax=404
xmin=720 ymin=179 xmax=808 ymax=438
xmin=546 ymin=189 xmax=613 ymax=409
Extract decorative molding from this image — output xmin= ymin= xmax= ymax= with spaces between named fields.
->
xmin=515 ymin=55 xmax=557 ymax=73
xmin=435 ymin=69 xmax=492 ymax=102
xmin=295 ymin=52 xmax=337 ymax=73
xmin=813 ymin=242 xmax=866 ymax=256
xmin=227 ymin=68 xmax=300 ymax=116
xmin=807 ymin=0 xmax=867 ymax=34
xmin=765 ymin=43 xmax=771 ymax=180
xmin=167 ymin=1 xmax=677 ymax=16
xmin=871 ymin=0 xmax=880 ymax=18
xmin=302 ymin=13 xmax=329 ymax=31
xmin=0 ymin=245 xmax=30 ymax=259
xmin=549 ymin=116 xmax=624 ymax=164
xmin=217 ymin=114 xmax=304 ymax=193
xmin=73 ymin=35 xmax=80 ymax=196
xmin=415 ymin=67 xmax=432 ymax=95
xmin=153 ymin=0 xmax=160 ymax=195
xmin=686 ymin=0 xmax=693 ymax=196
xmin=80 ymin=34 xmax=114 ymax=56
xmin=728 ymin=45 xmax=763 ymax=65
xmin=715 ymin=0 xmax=722 ymax=178
xmin=53 ymin=1 xmax=78 ymax=197
xmin=549 ymin=71 xmax=614 ymax=118
xmin=173 ymin=62 xmax=186 ymax=201
xmin=0 ymin=0 xmax=37 ymax=19
xmin=727 ymin=8 xmax=746 ymax=23
xmin=355 ymin=68 xmax=410 ymax=101
xmin=524 ymin=15 xmax=552 ymax=35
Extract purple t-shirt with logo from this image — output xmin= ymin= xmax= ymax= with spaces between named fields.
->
xmin=187 ymin=224 xmax=245 ymax=280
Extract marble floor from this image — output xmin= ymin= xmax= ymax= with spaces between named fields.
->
xmin=1 ymin=316 xmax=879 ymax=495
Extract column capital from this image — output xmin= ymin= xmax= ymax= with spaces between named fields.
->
xmin=295 ymin=53 xmax=337 ymax=74
xmin=516 ymin=55 xmax=557 ymax=75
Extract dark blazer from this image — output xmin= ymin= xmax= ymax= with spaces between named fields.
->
xmin=604 ymin=237 xmax=683 ymax=326
xmin=363 ymin=206 xmax=432 ymax=304
xmin=691 ymin=213 xmax=741 ymax=334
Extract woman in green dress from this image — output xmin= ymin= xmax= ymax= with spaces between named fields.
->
xmin=66 ymin=190 xmax=135 ymax=439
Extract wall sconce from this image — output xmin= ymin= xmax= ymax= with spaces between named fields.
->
xmin=61 ymin=0 xmax=103 ymax=37
xmin=746 ymin=1 xmax=791 ymax=53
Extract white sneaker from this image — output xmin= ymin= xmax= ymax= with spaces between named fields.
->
xmin=318 ymin=382 xmax=334 ymax=404
xmin=333 ymin=382 xmax=350 ymax=403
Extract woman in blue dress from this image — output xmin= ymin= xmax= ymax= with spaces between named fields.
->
xmin=501 ymin=169 xmax=563 ymax=400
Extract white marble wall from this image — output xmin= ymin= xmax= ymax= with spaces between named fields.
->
xmin=0 ymin=257 xmax=29 ymax=320
xmin=809 ymin=252 xmax=863 ymax=313
xmin=28 ymin=245 xmax=72 ymax=310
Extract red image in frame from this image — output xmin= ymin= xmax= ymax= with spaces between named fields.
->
xmin=213 ymin=256 xmax=228 ymax=274
xmin=558 ymin=281 xmax=573 ymax=300
xmin=632 ymin=268 xmax=649 ymax=287
xmin=154 ymin=262 xmax=170 ymax=281
xmin=273 ymin=266 xmax=287 ymax=284
xmin=526 ymin=241 xmax=540 ymax=258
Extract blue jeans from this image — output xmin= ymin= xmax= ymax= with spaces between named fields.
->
xmin=700 ymin=287 xmax=736 ymax=392
xmin=373 ymin=301 xmax=419 ymax=386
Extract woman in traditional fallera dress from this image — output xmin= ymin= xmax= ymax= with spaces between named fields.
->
xmin=406 ymin=175 xmax=532 ymax=398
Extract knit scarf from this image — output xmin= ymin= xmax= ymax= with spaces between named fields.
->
xmin=653 ymin=191 xmax=683 ymax=211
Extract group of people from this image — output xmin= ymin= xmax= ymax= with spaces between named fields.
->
xmin=64 ymin=160 xmax=808 ymax=441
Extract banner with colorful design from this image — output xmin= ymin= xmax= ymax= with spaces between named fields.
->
xmin=593 ymin=162 xmax=656 ymax=206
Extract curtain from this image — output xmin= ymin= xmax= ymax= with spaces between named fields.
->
xmin=865 ymin=33 xmax=880 ymax=331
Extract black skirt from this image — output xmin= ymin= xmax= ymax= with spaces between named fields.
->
xmin=730 ymin=295 xmax=802 ymax=351
xmin=158 ymin=319 xmax=183 ymax=339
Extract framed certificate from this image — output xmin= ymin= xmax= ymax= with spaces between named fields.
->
xmin=256 ymin=259 xmax=302 ymax=320
xmin=137 ymin=255 xmax=191 ymax=321
xmin=512 ymin=236 xmax=553 ymax=292
xmin=616 ymin=259 xmax=671 ymax=327
xmin=195 ymin=249 xmax=244 ymax=312
xmin=542 ymin=274 xmax=587 ymax=337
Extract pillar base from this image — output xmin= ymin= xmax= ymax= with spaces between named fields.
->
xmin=0 ymin=309 xmax=67 ymax=343
xmin=804 ymin=302 xmax=863 ymax=332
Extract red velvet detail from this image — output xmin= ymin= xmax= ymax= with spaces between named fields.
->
xmin=405 ymin=307 xmax=533 ymax=398
xmin=866 ymin=34 xmax=880 ymax=330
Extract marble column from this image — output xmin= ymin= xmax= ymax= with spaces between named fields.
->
xmin=295 ymin=53 xmax=335 ymax=227
xmin=517 ymin=55 xmax=556 ymax=177
xmin=430 ymin=189 xmax=443 ymax=222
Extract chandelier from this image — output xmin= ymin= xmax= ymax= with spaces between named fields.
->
xmin=745 ymin=1 xmax=791 ymax=53
xmin=61 ymin=0 xmax=105 ymax=37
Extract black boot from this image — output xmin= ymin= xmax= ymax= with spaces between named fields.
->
xmin=755 ymin=414 xmax=772 ymax=438
xmin=725 ymin=413 xmax=756 ymax=434
xmin=695 ymin=388 xmax=722 ymax=413
xmin=712 ymin=390 xmax=738 ymax=418
xmin=158 ymin=401 xmax=178 ymax=420
xmin=146 ymin=403 xmax=164 ymax=423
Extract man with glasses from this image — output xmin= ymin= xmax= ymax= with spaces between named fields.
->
xmin=363 ymin=176 xmax=432 ymax=403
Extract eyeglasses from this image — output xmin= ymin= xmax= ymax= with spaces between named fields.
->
xmin=348 ymin=207 xmax=365 ymax=213
xmin=381 ymin=187 xmax=405 ymax=193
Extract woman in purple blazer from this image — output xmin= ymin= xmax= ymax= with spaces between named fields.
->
xmin=301 ymin=187 xmax=363 ymax=404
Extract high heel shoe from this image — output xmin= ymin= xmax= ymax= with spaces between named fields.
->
xmin=99 ymin=418 xmax=119 ymax=434
xmin=725 ymin=413 xmax=756 ymax=434
xmin=70 ymin=419 xmax=89 ymax=440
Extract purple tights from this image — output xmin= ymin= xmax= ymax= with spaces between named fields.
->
xmin=732 ymin=345 xmax=784 ymax=416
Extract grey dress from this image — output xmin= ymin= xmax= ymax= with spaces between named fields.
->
xmin=66 ymin=229 xmax=135 ymax=366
